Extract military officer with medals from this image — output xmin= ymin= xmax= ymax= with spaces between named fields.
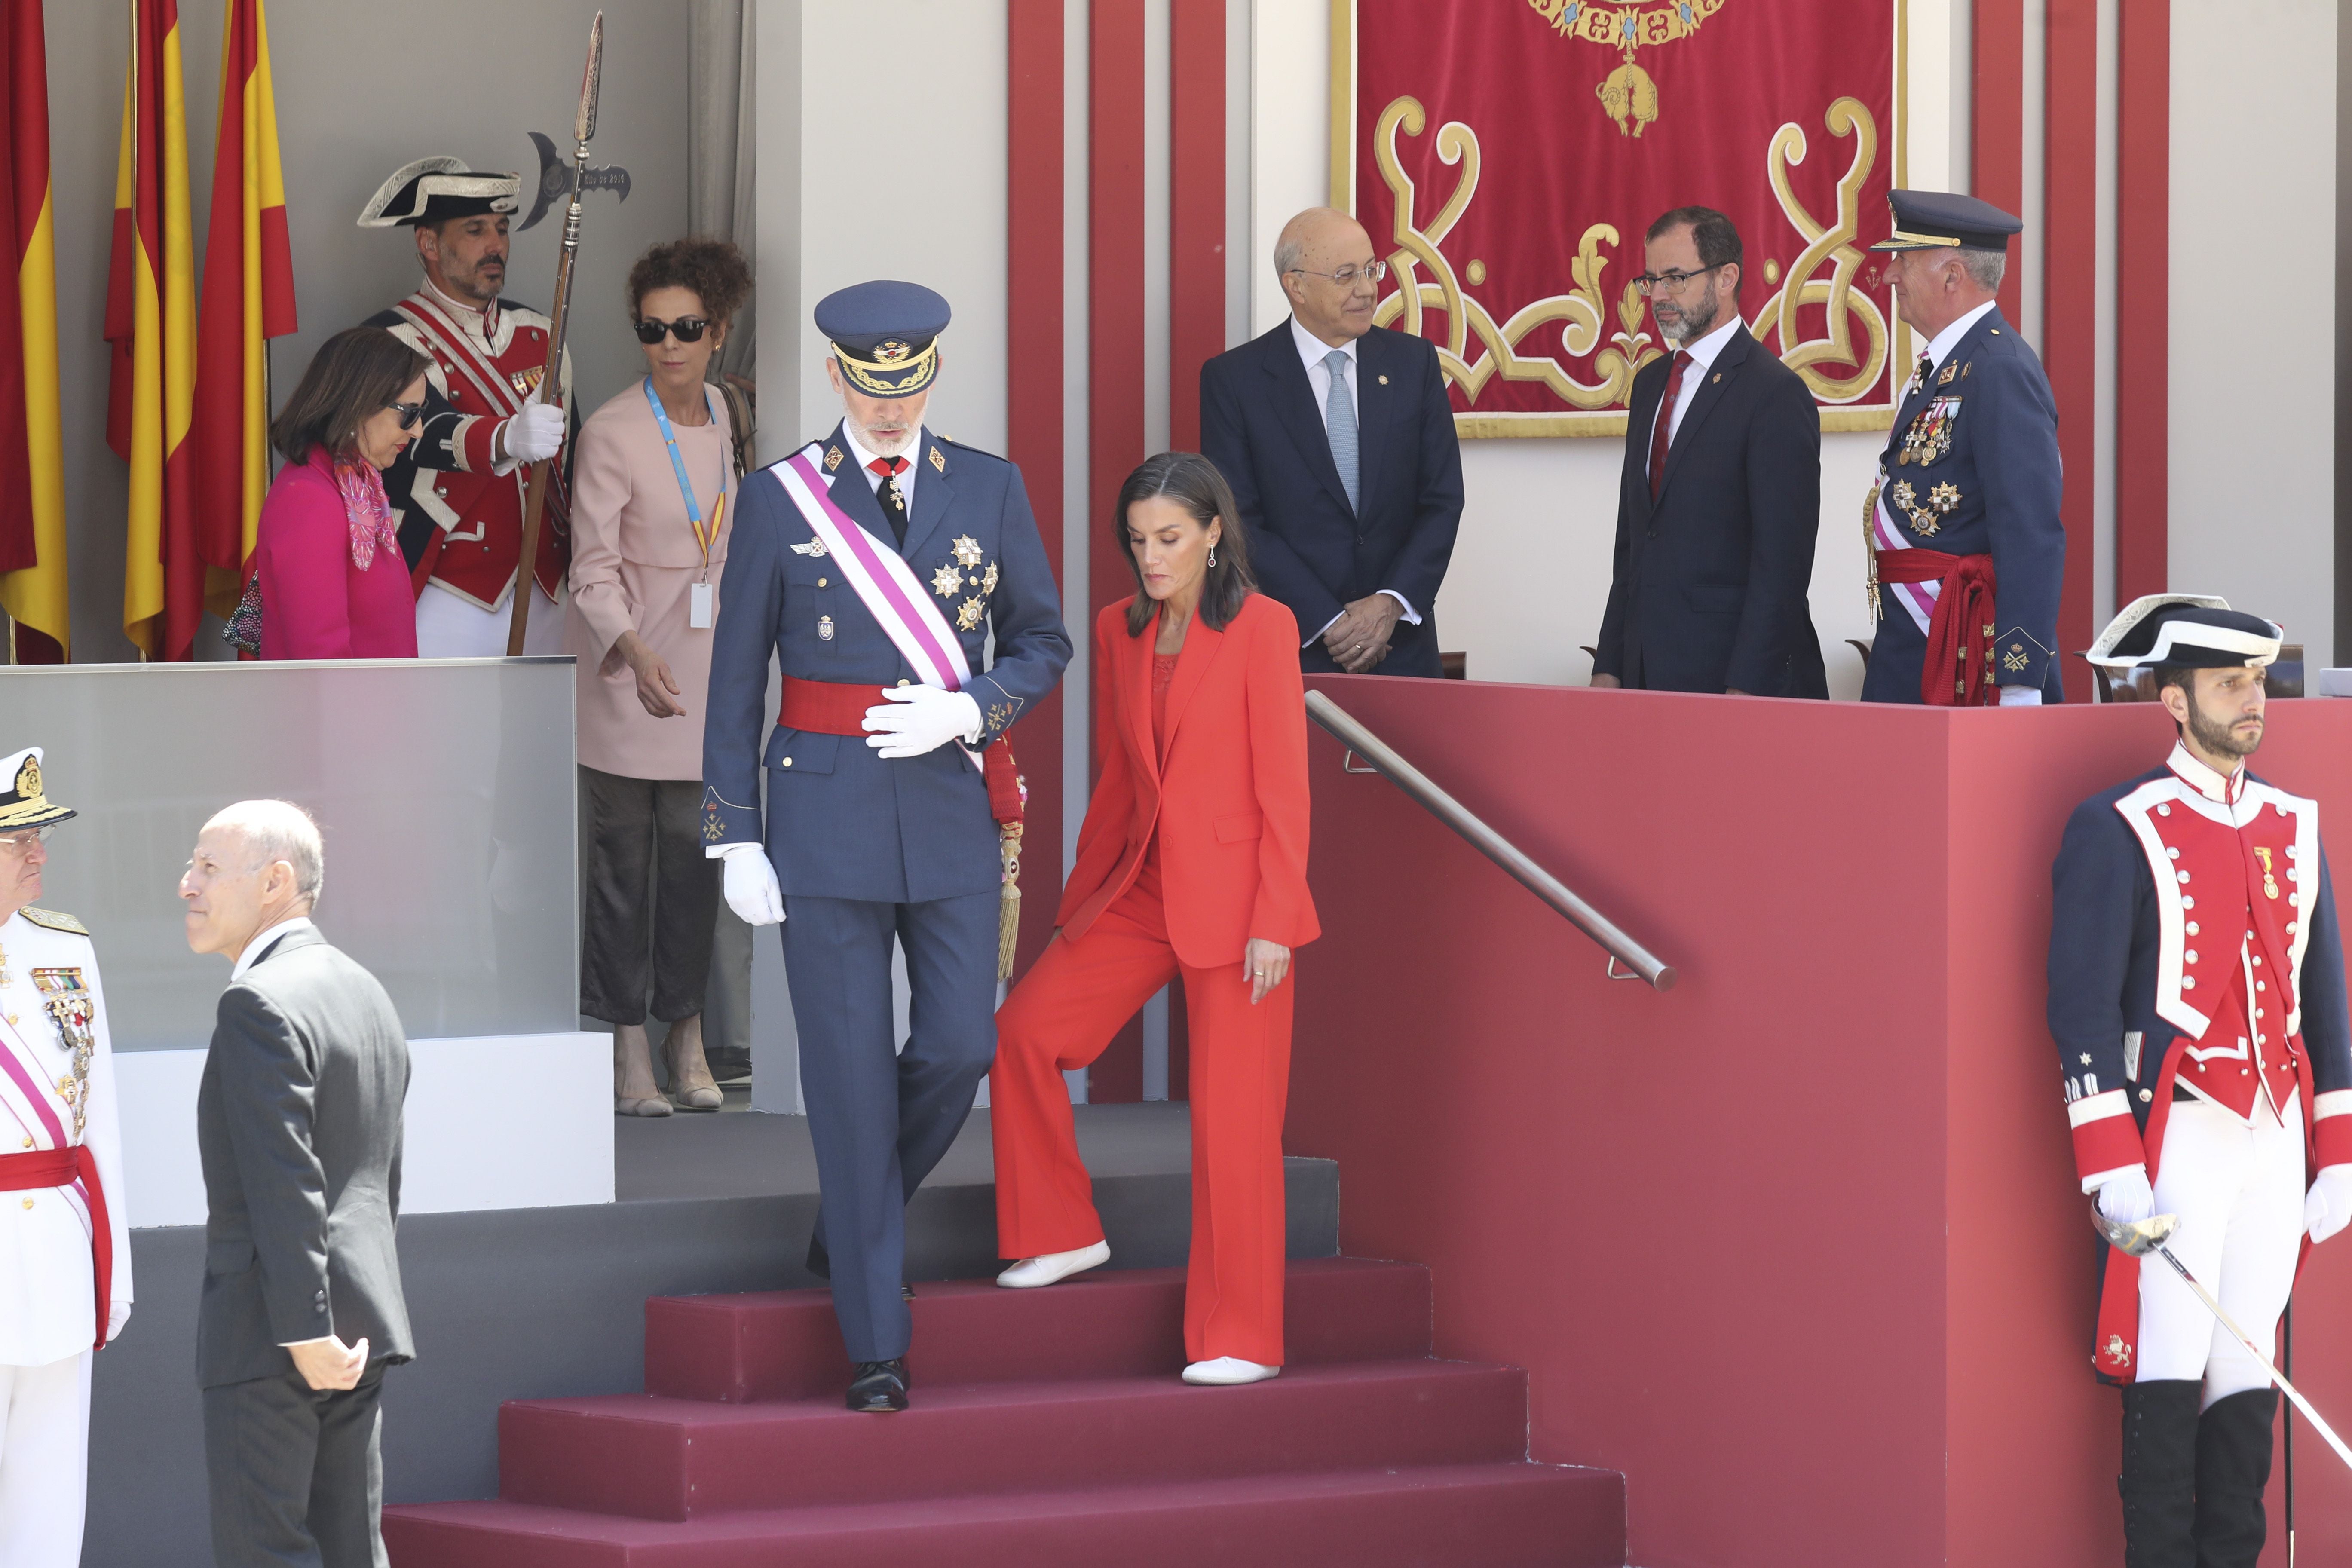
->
xmin=358 ymin=157 xmax=574 ymax=656
xmin=702 ymin=281 xmax=1071 ymax=1412
xmin=1862 ymin=190 xmax=2065 ymax=705
xmin=2050 ymin=598 xmax=2352 ymax=1566
xmin=0 ymin=750 xmax=130 ymax=1568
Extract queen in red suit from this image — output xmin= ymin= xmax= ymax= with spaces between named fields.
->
xmin=991 ymin=451 xmax=1318 ymax=1386
xmin=252 ymin=326 xmax=431 ymax=660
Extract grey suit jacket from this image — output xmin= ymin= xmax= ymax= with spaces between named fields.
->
xmin=196 ymin=925 xmax=413 ymax=1389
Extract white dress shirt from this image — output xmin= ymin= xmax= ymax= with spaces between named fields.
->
xmin=1286 ymin=317 xmax=1419 ymax=641
xmin=839 ymin=420 xmax=923 ymax=517
xmin=230 ymin=916 xmax=315 ymax=983
xmin=1650 ymin=313 xmax=1743 ymax=453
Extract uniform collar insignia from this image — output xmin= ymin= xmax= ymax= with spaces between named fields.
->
xmin=928 ymin=445 xmax=946 ymax=473
xmin=824 ymin=445 xmax=845 ymax=473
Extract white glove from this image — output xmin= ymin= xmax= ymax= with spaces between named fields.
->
xmin=502 ymin=399 xmax=567 ymax=466
xmin=863 ymin=686 xmax=982 ymax=759
xmin=716 ymin=843 xmax=784 ymax=927
xmin=106 ymin=1299 xmax=131 ymax=1343
xmin=2308 ymin=1165 xmax=2352 ymax=1244
xmin=2094 ymin=1167 xmax=2156 ymax=1226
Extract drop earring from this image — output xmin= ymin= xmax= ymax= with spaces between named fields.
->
xmin=1207 ymin=544 xmax=1217 ymax=568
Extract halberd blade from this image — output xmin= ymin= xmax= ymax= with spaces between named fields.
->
xmin=575 ymin=12 xmax=605 ymax=144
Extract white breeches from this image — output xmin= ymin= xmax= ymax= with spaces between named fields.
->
xmin=0 ymin=1350 xmax=90 ymax=1568
xmin=415 ymin=581 xmax=564 ymax=658
xmin=2139 ymin=1093 xmax=2306 ymax=1407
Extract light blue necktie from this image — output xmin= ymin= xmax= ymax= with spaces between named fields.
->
xmin=1322 ymin=348 xmax=1360 ymax=513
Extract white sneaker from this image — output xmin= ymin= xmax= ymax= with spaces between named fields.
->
xmin=1182 ymin=1357 xmax=1281 ymax=1386
xmin=995 ymin=1240 xmax=1111 ymax=1289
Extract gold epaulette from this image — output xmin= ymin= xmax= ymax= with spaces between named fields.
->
xmin=17 ymin=906 xmax=88 ymax=935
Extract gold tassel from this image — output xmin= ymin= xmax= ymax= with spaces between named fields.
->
xmin=998 ymin=821 xmax=1023 ymax=981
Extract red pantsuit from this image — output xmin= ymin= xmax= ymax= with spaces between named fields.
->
xmin=993 ymin=592 xmax=1319 ymax=1365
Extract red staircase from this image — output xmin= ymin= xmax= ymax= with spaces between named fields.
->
xmin=381 ymin=1257 xmax=1624 ymax=1566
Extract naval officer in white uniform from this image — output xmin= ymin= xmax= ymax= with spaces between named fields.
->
xmin=0 ymin=748 xmax=132 ymax=1568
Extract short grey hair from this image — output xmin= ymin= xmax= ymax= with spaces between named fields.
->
xmin=1273 ymin=234 xmax=1305 ymax=277
xmin=207 ymin=799 xmax=325 ymax=907
xmin=1959 ymin=248 xmax=2007 ymax=291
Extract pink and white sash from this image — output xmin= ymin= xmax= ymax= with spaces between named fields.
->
xmin=0 ymin=1018 xmax=92 ymax=1234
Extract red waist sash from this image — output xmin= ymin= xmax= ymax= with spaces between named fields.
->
xmin=1875 ymin=548 xmax=1999 ymax=707
xmin=0 ymin=1145 xmax=113 ymax=1351
xmin=779 ymin=676 xmax=1025 ymax=825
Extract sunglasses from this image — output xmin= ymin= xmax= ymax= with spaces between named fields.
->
xmin=387 ymin=401 xmax=426 ymax=431
xmin=635 ymin=315 xmax=711 ymax=344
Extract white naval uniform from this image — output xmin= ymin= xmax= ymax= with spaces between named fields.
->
xmin=0 ymin=910 xmax=131 ymax=1568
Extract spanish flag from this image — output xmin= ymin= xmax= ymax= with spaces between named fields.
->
xmin=0 ymin=0 xmax=67 ymax=662
xmin=192 ymin=0 xmax=293 ymax=614
xmin=107 ymin=0 xmax=199 ymax=661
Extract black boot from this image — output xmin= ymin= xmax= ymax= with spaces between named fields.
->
xmin=2193 ymin=1388 xmax=2276 ymax=1568
xmin=2120 ymin=1380 xmax=2202 ymax=1568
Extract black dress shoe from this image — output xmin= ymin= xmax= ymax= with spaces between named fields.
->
xmin=847 ymin=1359 xmax=909 ymax=1412
xmin=902 ymin=1283 xmax=915 ymax=1301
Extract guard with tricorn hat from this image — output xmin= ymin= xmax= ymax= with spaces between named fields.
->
xmin=2049 ymin=596 xmax=2352 ymax=1565
xmin=701 ymin=280 xmax=1071 ymax=1413
xmin=358 ymin=156 xmax=575 ymax=656
xmin=1861 ymin=190 xmax=2065 ymax=705
xmin=0 ymin=747 xmax=133 ymax=1568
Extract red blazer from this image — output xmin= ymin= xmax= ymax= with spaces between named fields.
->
xmin=1059 ymin=592 xmax=1320 ymax=968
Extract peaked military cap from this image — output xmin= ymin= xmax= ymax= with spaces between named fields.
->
xmin=1870 ymin=190 xmax=2025 ymax=253
xmin=817 ymin=280 xmax=952 ymax=398
xmin=358 ymin=156 xmax=520 ymax=228
xmin=0 ymin=747 xmax=74 ymax=830
xmin=2087 ymin=594 xmax=2282 ymax=671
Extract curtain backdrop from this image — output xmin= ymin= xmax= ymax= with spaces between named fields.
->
xmin=689 ymin=0 xmax=755 ymax=388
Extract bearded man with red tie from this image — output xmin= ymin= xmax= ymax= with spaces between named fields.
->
xmin=1592 ymin=206 xmax=1828 ymax=697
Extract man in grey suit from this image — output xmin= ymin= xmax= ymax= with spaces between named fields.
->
xmin=180 ymin=800 xmax=412 ymax=1568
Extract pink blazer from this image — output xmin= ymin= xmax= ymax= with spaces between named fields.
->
xmin=255 ymin=449 xmax=419 ymax=660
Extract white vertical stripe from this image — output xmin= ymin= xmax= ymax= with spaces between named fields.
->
xmin=1143 ymin=0 xmax=1173 ymax=455
xmin=1225 ymin=0 xmax=1254 ymax=349
xmin=1249 ymin=0 xmax=1331 ymax=334
xmin=2090 ymin=0 xmax=2118 ymax=626
xmin=2018 ymin=0 xmax=2047 ymax=350
xmin=1062 ymin=0 xmax=1092 ymax=1107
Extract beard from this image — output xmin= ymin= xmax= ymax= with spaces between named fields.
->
xmin=1659 ymin=285 xmax=1721 ymax=345
xmin=2185 ymin=689 xmax=2263 ymax=760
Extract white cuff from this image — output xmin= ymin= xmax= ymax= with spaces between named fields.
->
xmin=278 ymin=1335 xmax=337 ymax=1349
xmin=1378 ymin=589 xmax=1422 ymax=625
xmin=708 ymin=842 xmax=763 ymax=861
xmin=1998 ymin=685 xmax=2043 ymax=707
xmin=1307 ymin=613 xmax=1341 ymax=649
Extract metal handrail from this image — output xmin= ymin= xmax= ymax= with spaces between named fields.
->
xmin=1305 ymin=690 xmax=1679 ymax=992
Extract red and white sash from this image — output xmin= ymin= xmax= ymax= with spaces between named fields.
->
xmin=0 ymin=1016 xmax=92 ymax=1234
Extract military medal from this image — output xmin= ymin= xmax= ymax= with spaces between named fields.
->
xmin=30 ymin=967 xmax=93 ymax=1139
xmin=952 ymin=536 xmax=984 ymax=570
xmin=980 ymin=561 xmax=999 ymax=595
xmin=2257 ymin=847 xmax=2282 ymax=900
xmin=931 ymin=564 xmax=963 ymax=598
xmin=818 ymin=615 xmax=835 ymax=642
xmin=790 ymin=538 xmax=829 ymax=558
xmin=957 ymin=596 xmax=986 ymax=631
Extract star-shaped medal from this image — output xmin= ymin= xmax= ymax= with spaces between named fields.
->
xmin=931 ymin=564 xmax=963 ymax=598
xmin=980 ymin=561 xmax=999 ymax=595
xmin=957 ymin=596 xmax=986 ymax=631
xmin=952 ymin=536 xmax=984 ymax=570
xmin=1929 ymin=483 xmax=1961 ymax=513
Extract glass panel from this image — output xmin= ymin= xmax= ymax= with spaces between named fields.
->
xmin=0 ymin=658 xmax=578 ymax=1051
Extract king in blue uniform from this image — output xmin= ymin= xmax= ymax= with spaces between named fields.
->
xmin=1861 ymin=190 xmax=2066 ymax=705
xmin=701 ymin=282 xmax=1071 ymax=1412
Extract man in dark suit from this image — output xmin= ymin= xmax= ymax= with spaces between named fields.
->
xmin=1593 ymin=206 xmax=1827 ymax=697
xmin=181 ymin=800 xmax=412 ymax=1568
xmin=1200 ymin=206 xmax=1463 ymax=677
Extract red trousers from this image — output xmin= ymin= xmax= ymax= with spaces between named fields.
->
xmin=992 ymin=860 xmax=1293 ymax=1365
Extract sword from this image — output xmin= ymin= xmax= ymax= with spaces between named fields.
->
xmin=508 ymin=10 xmax=603 ymax=658
xmin=2092 ymin=1204 xmax=2352 ymax=1475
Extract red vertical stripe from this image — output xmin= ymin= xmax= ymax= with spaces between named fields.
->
xmin=1167 ymin=0 xmax=1223 ymax=454
xmin=2042 ymin=0 xmax=2098 ymax=700
xmin=1088 ymin=0 xmax=1147 ymax=1102
xmin=192 ymin=0 xmax=254 ymax=573
xmin=1006 ymin=0 xmax=1065 ymax=981
xmin=1971 ymin=0 xmax=2025 ymax=327
xmin=0 ymin=0 xmax=37 ymax=575
xmin=2113 ymin=0 xmax=2167 ymax=605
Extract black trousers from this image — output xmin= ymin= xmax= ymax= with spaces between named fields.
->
xmin=202 ymin=1362 xmax=387 ymax=1568
xmin=580 ymin=766 xmax=721 ymax=1025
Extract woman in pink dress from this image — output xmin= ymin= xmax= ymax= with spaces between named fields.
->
xmin=252 ymin=326 xmax=432 ymax=660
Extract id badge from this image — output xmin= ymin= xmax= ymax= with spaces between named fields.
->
xmin=690 ymin=581 xmax=714 ymax=629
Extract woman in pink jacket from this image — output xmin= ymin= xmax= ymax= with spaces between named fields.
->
xmin=251 ymin=326 xmax=432 ymax=659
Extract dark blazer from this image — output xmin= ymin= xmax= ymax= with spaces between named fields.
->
xmin=1593 ymin=324 xmax=1828 ymax=697
xmin=1199 ymin=321 xmax=1464 ymax=677
xmin=196 ymin=924 xmax=413 ymax=1389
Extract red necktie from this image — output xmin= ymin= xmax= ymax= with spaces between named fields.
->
xmin=1648 ymin=350 xmax=1692 ymax=499
xmin=867 ymin=456 xmax=909 ymax=479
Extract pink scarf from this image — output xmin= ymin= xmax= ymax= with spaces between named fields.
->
xmin=333 ymin=456 xmax=399 ymax=571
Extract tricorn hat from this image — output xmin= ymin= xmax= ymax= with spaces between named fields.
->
xmin=0 ymin=747 xmax=74 ymax=831
xmin=2086 ymin=594 xmax=2283 ymax=671
xmin=358 ymin=156 xmax=520 ymax=228
xmin=815 ymin=280 xmax=952 ymax=398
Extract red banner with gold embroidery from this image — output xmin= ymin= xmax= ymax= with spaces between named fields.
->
xmin=1336 ymin=0 xmax=1910 ymax=437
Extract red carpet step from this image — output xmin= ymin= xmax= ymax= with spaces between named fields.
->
xmin=383 ymin=1257 xmax=1623 ymax=1567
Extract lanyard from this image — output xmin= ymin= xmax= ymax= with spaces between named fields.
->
xmin=643 ymin=377 xmax=727 ymax=571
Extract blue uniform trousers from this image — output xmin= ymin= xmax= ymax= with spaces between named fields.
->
xmin=782 ymin=889 xmax=998 ymax=1363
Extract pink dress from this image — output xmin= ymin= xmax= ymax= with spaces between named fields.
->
xmin=255 ymin=448 xmax=420 ymax=660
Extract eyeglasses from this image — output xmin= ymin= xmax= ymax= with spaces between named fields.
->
xmin=387 ymin=401 xmax=426 ymax=431
xmin=1285 ymin=260 xmax=1388 ymax=288
xmin=0 ymin=827 xmax=48 ymax=854
xmin=635 ymin=315 xmax=711 ymax=344
xmin=1633 ymin=264 xmax=1724 ymax=296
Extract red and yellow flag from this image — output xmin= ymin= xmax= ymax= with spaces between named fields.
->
xmin=0 ymin=0 xmax=67 ymax=662
xmin=107 ymin=0 xmax=199 ymax=661
xmin=192 ymin=0 xmax=293 ymax=612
